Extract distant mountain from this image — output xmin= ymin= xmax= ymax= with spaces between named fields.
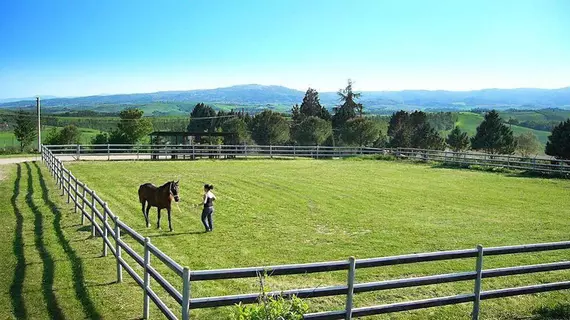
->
xmin=1 ymin=85 xmax=569 ymax=112
xmin=0 ymin=95 xmax=59 ymax=103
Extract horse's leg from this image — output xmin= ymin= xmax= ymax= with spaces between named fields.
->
xmin=145 ymin=205 xmax=151 ymax=228
xmin=157 ymin=208 xmax=161 ymax=229
xmin=167 ymin=207 xmax=172 ymax=232
xmin=141 ymin=201 xmax=149 ymax=227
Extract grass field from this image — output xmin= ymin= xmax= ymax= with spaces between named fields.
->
xmin=0 ymin=127 xmax=101 ymax=148
xmin=2 ymin=159 xmax=570 ymax=319
xmin=64 ymin=159 xmax=570 ymax=319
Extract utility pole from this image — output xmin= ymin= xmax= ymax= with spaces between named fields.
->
xmin=36 ymin=97 xmax=41 ymax=151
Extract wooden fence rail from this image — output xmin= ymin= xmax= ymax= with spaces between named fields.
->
xmin=44 ymin=144 xmax=570 ymax=176
xmin=41 ymin=145 xmax=570 ymax=320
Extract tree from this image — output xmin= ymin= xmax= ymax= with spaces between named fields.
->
xmin=45 ymin=125 xmax=81 ymax=145
xmin=298 ymin=88 xmax=331 ymax=121
xmin=13 ymin=110 xmax=36 ymax=151
xmin=187 ymin=103 xmax=216 ymax=133
xmin=340 ymin=117 xmax=380 ymax=147
xmin=446 ymin=126 xmax=470 ymax=152
xmin=221 ymin=118 xmax=251 ymax=145
xmin=387 ymin=111 xmax=409 ymax=138
xmin=515 ymin=132 xmax=541 ymax=157
xmin=292 ymin=116 xmax=332 ymax=146
xmin=115 ymin=108 xmax=153 ymax=144
xmin=471 ymin=110 xmax=516 ymax=154
xmin=250 ymin=110 xmax=290 ymax=145
xmin=412 ymin=124 xmax=445 ymax=150
xmin=91 ymin=132 xmax=110 ymax=149
xmin=332 ymin=79 xmax=361 ymax=129
xmin=545 ymin=119 xmax=570 ymax=160
xmin=387 ymin=110 xmax=443 ymax=149
xmin=373 ymin=132 xmax=388 ymax=148
xmin=291 ymin=104 xmax=302 ymax=123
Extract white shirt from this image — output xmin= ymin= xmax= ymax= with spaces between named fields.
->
xmin=203 ymin=190 xmax=216 ymax=204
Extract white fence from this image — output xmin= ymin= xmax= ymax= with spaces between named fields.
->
xmin=45 ymin=144 xmax=570 ymax=176
xmin=41 ymin=145 xmax=570 ymax=319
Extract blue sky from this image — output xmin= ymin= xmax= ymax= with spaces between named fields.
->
xmin=1 ymin=0 xmax=569 ymax=98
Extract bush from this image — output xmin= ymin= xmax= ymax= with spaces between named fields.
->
xmin=232 ymin=295 xmax=308 ymax=320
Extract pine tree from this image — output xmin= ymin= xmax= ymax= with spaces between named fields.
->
xmin=332 ymin=79 xmax=360 ymax=129
xmin=446 ymin=126 xmax=470 ymax=152
xmin=299 ymin=88 xmax=330 ymax=121
xmin=470 ymin=110 xmax=516 ymax=154
xmin=545 ymin=119 xmax=570 ymax=160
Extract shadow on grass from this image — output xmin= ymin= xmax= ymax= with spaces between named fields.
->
xmin=527 ymin=303 xmax=570 ymax=319
xmin=10 ymin=164 xmax=27 ymax=318
xmin=34 ymin=162 xmax=103 ymax=320
xmin=430 ymin=162 xmax=569 ymax=180
xmin=149 ymin=230 xmax=206 ymax=238
xmin=25 ymin=162 xmax=65 ymax=319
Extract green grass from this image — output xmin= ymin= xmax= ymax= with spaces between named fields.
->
xmin=0 ymin=127 xmax=101 ymax=149
xmin=0 ymin=162 xmax=154 ymax=319
xmin=48 ymin=159 xmax=570 ymax=319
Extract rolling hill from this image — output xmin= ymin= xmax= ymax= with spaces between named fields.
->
xmin=2 ymin=85 xmax=570 ymax=114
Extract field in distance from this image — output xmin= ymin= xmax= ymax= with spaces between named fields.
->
xmin=63 ymin=159 xmax=570 ymax=319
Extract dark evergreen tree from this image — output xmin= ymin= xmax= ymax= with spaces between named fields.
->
xmin=299 ymin=88 xmax=331 ymax=121
xmin=187 ymin=103 xmax=216 ymax=132
xmin=471 ymin=110 xmax=516 ymax=154
xmin=332 ymin=79 xmax=360 ymax=129
xmin=446 ymin=126 xmax=470 ymax=152
xmin=545 ymin=119 xmax=570 ymax=159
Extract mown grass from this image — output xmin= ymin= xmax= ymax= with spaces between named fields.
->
xmin=56 ymin=158 xmax=570 ymax=319
xmin=0 ymin=162 xmax=169 ymax=319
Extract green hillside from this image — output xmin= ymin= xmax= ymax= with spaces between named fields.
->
xmin=455 ymin=112 xmax=551 ymax=148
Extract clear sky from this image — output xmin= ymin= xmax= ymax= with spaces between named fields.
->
xmin=1 ymin=0 xmax=569 ymax=99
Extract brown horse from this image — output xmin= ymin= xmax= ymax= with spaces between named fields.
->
xmin=138 ymin=180 xmax=180 ymax=231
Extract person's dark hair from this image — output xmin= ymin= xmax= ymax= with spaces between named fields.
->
xmin=204 ymin=184 xmax=214 ymax=191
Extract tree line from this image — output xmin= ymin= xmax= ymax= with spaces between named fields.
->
xmin=10 ymin=80 xmax=570 ymax=160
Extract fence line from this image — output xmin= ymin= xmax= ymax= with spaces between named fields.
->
xmin=45 ymin=144 xmax=570 ymax=176
xmin=41 ymin=145 xmax=570 ymax=319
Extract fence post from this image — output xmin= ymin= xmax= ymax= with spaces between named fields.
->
xmin=107 ymin=144 xmax=110 ymax=160
xmin=182 ymin=267 xmax=191 ymax=320
xmin=270 ymin=145 xmax=273 ymax=158
xmin=143 ymin=237 xmax=151 ymax=319
xmin=293 ymin=145 xmax=296 ymax=158
xmin=316 ymin=145 xmax=320 ymax=159
xmin=114 ymin=216 xmax=122 ymax=283
xmin=59 ymin=165 xmax=64 ymax=195
xmin=102 ymin=203 xmax=109 ymax=257
xmin=472 ymin=244 xmax=484 ymax=320
xmin=67 ymin=173 xmax=71 ymax=203
xmin=244 ymin=144 xmax=248 ymax=158
xmin=74 ymin=177 xmax=79 ymax=213
xmin=76 ymin=144 xmax=81 ymax=161
xmin=345 ymin=256 xmax=356 ymax=320
xmin=81 ymin=183 xmax=86 ymax=224
xmin=91 ymin=191 xmax=96 ymax=237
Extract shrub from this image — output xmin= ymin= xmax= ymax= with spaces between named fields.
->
xmin=232 ymin=295 xmax=308 ymax=320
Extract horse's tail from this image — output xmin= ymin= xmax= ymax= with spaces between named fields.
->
xmin=138 ymin=185 xmax=146 ymax=204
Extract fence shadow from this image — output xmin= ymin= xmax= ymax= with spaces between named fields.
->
xmin=34 ymin=161 xmax=103 ymax=320
xmin=530 ymin=303 xmax=570 ymax=319
xmin=25 ymin=162 xmax=65 ymax=319
xmin=10 ymin=164 xmax=27 ymax=318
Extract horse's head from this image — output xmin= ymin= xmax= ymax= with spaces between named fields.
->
xmin=170 ymin=180 xmax=180 ymax=202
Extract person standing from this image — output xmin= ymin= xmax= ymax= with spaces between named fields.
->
xmin=201 ymin=184 xmax=216 ymax=232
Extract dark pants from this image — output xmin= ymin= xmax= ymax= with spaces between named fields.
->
xmin=201 ymin=206 xmax=214 ymax=231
